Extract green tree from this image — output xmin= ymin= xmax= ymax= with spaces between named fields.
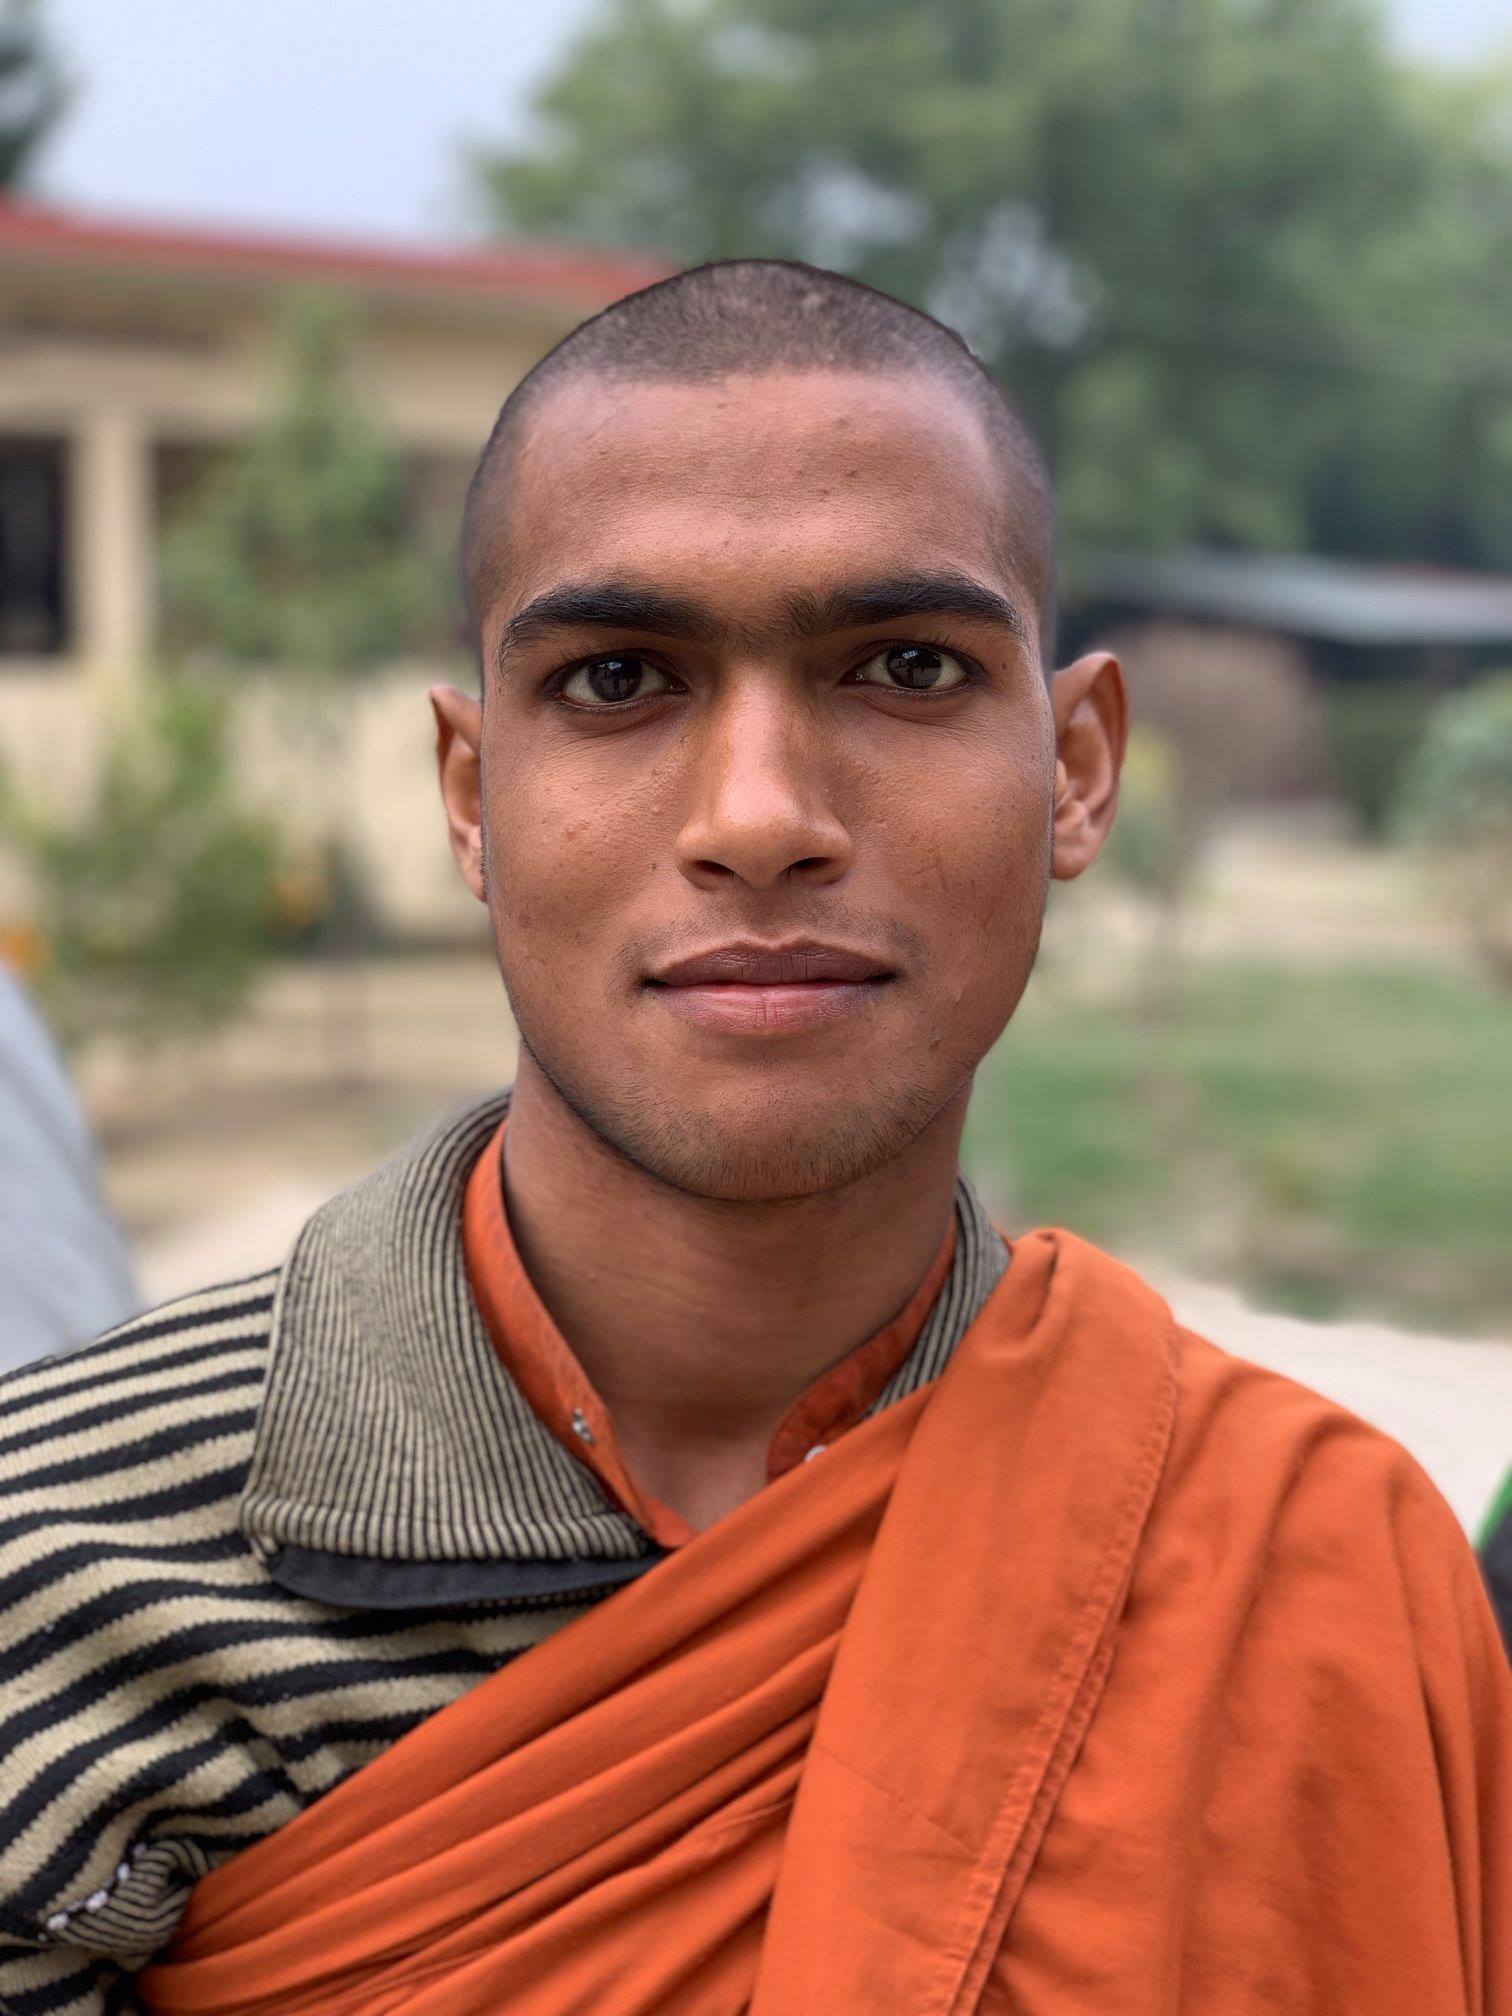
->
xmin=163 ymin=290 xmax=444 ymax=947
xmin=9 ymin=677 xmax=278 ymax=1050
xmin=0 ymin=0 xmax=68 ymax=187
xmin=472 ymin=0 xmax=1512 ymax=568
xmin=162 ymin=291 xmax=449 ymax=1076
xmin=163 ymin=290 xmax=439 ymax=678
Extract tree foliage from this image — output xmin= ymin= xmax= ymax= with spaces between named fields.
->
xmin=161 ymin=291 xmax=447 ymax=980
xmin=472 ymin=0 xmax=1512 ymax=567
xmin=161 ymin=291 xmax=442 ymax=679
xmin=10 ymin=678 xmax=278 ymax=1049
xmin=0 ymin=0 xmax=67 ymax=188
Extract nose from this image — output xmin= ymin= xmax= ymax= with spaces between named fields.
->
xmin=674 ymin=681 xmax=854 ymax=893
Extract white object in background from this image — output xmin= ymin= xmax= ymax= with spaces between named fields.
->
xmin=0 ymin=965 xmax=140 ymax=1371
xmin=1164 ymin=1272 xmax=1512 ymax=1536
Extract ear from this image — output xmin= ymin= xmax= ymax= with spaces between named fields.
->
xmin=429 ymin=684 xmax=487 ymax=904
xmin=1049 ymin=650 xmax=1127 ymax=882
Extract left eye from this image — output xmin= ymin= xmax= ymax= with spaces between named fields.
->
xmin=851 ymin=645 xmax=969 ymax=693
xmin=559 ymin=654 xmax=675 ymax=706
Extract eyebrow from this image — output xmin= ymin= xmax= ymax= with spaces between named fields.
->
xmin=501 ymin=582 xmax=719 ymax=661
xmin=497 ymin=566 xmax=1029 ymax=667
xmin=783 ymin=572 xmax=1030 ymax=645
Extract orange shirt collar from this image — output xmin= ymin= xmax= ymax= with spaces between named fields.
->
xmin=461 ymin=1119 xmax=956 ymax=1552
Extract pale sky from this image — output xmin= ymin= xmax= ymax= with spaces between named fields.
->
xmin=38 ymin=0 xmax=597 ymax=241
xmin=33 ymin=0 xmax=1512 ymax=247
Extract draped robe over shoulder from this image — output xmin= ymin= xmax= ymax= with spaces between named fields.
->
xmin=139 ymin=1231 xmax=1512 ymax=2016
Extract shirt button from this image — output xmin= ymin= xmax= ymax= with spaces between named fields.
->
xmin=570 ymin=1408 xmax=596 ymax=1447
xmin=803 ymin=1444 xmax=827 ymax=1462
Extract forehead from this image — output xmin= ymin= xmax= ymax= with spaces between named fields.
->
xmin=478 ymin=370 xmax=1027 ymax=633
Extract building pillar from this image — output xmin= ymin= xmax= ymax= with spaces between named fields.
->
xmin=72 ymin=407 xmax=154 ymax=690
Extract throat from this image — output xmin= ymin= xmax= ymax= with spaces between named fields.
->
xmin=493 ymin=1058 xmax=968 ymax=1531
xmin=611 ymin=1426 xmax=780 ymax=1538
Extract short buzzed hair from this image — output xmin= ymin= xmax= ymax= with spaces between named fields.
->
xmin=462 ymin=258 xmax=1058 ymax=663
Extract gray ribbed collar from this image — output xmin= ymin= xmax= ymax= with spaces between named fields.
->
xmin=238 ymin=1091 xmax=1006 ymax=1603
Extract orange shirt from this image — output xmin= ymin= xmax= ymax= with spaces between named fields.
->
xmin=461 ymin=1120 xmax=956 ymax=1549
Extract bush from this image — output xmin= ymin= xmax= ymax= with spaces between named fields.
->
xmin=1323 ymin=682 xmax=1442 ymax=838
xmin=9 ymin=677 xmax=280 ymax=1048
xmin=1394 ymin=672 xmax=1512 ymax=988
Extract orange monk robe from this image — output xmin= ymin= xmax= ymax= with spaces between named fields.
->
xmin=140 ymin=1232 xmax=1512 ymax=2016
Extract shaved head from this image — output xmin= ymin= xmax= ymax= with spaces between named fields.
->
xmin=462 ymin=258 xmax=1057 ymax=665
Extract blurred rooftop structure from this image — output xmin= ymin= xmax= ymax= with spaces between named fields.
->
xmin=1077 ymin=548 xmax=1512 ymax=655
xmin=0 ymin=199 xmax=668 ymax=320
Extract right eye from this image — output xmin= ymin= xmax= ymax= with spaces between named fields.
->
xmin=558 ymin=655 xmax=676 ymax=707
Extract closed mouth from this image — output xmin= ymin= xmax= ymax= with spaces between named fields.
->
xmin=645 ymin=941 xmax=897 ymax=989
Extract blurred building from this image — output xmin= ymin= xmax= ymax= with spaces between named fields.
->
xmin=0 ymin=199 xmax=665 ymax=932
xmin=1062 ymin=547 xmax=1512 ymax=832
xmin=1070 ymin=548 xmax=1512 ymax=688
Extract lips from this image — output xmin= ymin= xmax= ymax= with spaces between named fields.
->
xmin=643 ymin=940 xmax=896 ymax=1037
xmin=646 ymin=941 xmax=896 ymax=988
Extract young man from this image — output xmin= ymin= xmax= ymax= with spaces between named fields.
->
xmin=2 ymin=262 xmax=1508 ymax=2015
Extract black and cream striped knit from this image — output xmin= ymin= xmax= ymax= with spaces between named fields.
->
xmin=0 ymin=1090 xmax=1009 ymax=2016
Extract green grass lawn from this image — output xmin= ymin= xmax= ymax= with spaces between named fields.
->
xmin=963 ymin=960 xmax=1512 ymax=1336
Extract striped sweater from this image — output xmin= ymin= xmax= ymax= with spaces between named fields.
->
xmin=0 ymin=1092 xmax=1008 ymax=2015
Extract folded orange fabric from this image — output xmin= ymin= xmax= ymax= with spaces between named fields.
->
xmin=139 ymin=1232 xmax=1512 ymax=2016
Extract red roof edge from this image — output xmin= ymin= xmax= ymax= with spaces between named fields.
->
xmin=0 ymin=196 xmax=675 ymax=305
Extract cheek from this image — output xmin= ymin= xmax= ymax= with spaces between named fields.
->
xmin=482 ymin=737 xmax=665 ymax=967
xmin=896 ymin=734 xmax=1051 ymax=942
xmin=887 ymin=739 xmax=1051 ymax=1062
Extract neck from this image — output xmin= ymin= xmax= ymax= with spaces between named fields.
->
xmin=499 ymin=1054 xmax=967 ymax=1530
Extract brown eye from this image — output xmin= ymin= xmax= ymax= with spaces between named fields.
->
xmin=560 ymin=655 xmax=674 ymax=706
xmin=853 ymin=645 xmax=969 ymax=692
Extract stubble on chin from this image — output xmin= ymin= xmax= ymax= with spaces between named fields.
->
xmin=512 ymin=1025 xmax=958 ymax=1205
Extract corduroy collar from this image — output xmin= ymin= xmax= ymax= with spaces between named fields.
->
xmin=238 ymin=1090 xmax=1006 ymax=1610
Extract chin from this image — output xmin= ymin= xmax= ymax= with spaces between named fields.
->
xmin=533 ymin=1044 xmax=953 ymax=1204
xmin=639 ymin=1121 xmax=909 ymax=1203
xmin=630 ymin=1116 xmax=930 ymax=1202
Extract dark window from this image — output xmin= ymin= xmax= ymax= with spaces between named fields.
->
xmin=0 ymin=435 xmax=67 ymax=657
